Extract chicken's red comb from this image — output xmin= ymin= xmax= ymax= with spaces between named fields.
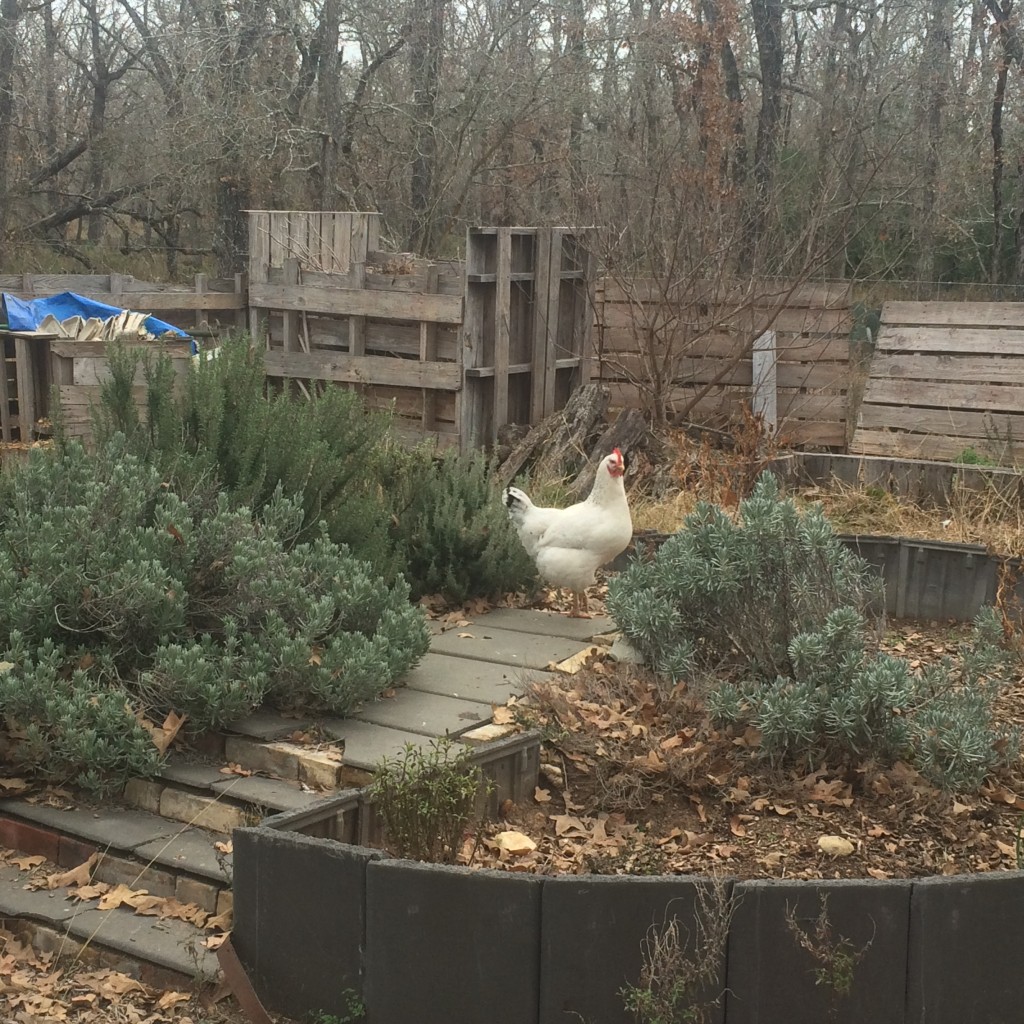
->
xmin=613 ymin=447 xmax=622 ymax=459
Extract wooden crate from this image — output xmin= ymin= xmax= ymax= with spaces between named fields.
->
xmin=850 ymin=302 xmax=1024 ymax=464
xmin=51 ymin=338 xmax=196 ymax=445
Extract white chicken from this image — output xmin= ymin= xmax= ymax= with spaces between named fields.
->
xmin=505 ymin=448 xmax=633 ymax=618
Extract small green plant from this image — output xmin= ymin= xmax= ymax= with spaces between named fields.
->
xmin=954 ymin=447 xmax=994 ymax=466
xmin=370 ymin=738 xmax=489 ymax=863
xmin=621 ymin=878 xmax=733 ymax=1024
xmin=608 ymin=473 xmax=883 ymax=681
xmin=785 ymin=896 xmax=872 ymax=1022
xmin=310 ymin=990 xmax=366 ymax=1024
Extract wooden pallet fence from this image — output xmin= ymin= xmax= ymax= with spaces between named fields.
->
xmin=249 ymin=211 xmax=467 ymax=446
xmin=249 ymin=214 xmax=595 ymax=451
xmin=595 ymin=279 xmax=853 ymax=447
xmin=461 ymin=227 xmax=595 ymax=448
xmin=851 ymin=301 xmax=1024 ymax=465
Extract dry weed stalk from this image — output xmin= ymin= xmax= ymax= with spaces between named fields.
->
xmin=622 ymin=875 xmax=735 ymax=1024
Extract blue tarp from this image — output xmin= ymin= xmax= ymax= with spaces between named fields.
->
xmin=1 ymin=291 xmax=189 ymax=339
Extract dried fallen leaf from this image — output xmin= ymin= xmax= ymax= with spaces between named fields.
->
xmin=45 ymin=853 xmax=97 ymax=890
xmin=155 ymin=991 xmax=192 ymax=1010
xmin=534 ymin=787 xmax=552 ymax=804
xmin=493 ymin=830 xmax=537 ymax=856
xmin=729 ymin=815 xmax=747 ymax=838
xmin=817 ymin=835 xmax=855 ymax=857
xmin=11 ymin=855 xmax=45 ymax=871
xmin=214 ymin=840 xmax=233 ymax=855
xmin=203 ymin=932 xmax=229 ymax=950
xmin=549 ymin=646 xmax=602 ymax=675
xmin=0 ymin=778 xmax=30 ymax=793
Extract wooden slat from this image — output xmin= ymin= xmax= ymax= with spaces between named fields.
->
xmin=862 ymin=378 xmax=1024 ymax=414
xmin=0 ymin=343 xmax=11 ymax=441
xmin=249 ymin=283 xmax=463 ymax=324
xmin=851 ymin=429 xmax=1005 ymax=463
xmin=601 ymin=353 xmax=848 ymax=390
xmin=858 ymin=402 xmax=1024 ymax=442
xmin=600 ymin=278 xmax=852 ymax=308
xmin=868 ymin=353 xmax=1024 ymax=385
xmin=14 ymin=338 xmax=36 ymax=439
xmin=49 ymin=340 xmax=193 ymax=359
xmin=598 ymin=325 xmax=850 ymax=362
xmin=492 ymin=227 xmax=512 ymax=440
xmin=282 ymin=259 xmax=300 ymax=353
xmin=421 ymin=265 xmax=440 ymax=433
xmin=876 ymin=326 xmax=1024 ymax=356
xmin=752 ymin=330 xmax=777 ymax=429
xmin=263 ymin=349 xmax=461 ymax=390
xmin=881 ymin=301 xmax=1024 ymax=328
xmin=598 ymin=303 xmax=852 ymax=338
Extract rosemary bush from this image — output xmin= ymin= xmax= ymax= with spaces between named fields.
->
xmin=369 ymin=738 xmax=487 ymax=863
xmin=607 ymin=473 xmax=883 ymax=680
xmin=0 ymin=439 xmax=431 ymax=791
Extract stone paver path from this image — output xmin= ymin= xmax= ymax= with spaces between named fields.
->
xmin=323 ymin=607 xmax=612 ymax=769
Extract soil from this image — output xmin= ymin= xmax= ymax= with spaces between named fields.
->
xmin=464 ymin=617 xmax=1024 ymax=882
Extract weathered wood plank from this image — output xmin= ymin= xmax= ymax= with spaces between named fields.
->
xmin=868 ymin=352 xmax=1024 ymax=384
xmin=876 ymin=326 xmax=1024 ymax=355
xmin=598 ymin=325 xmax=851 ymax=362
xmin=752 ymin=330 xmax=777 ymax=430
xmin=281 ymin=259 xmax=300 ymax=353
xmin=530 ymin=228 xmax=553 ymax=424
xmin=49 ymin=340 xmax=193 ymax=359
xmin=600 ymin=353 xmax=848 ymax=390
xmin=881 ymin=301 xmax=1024 ymax=328
xmin=600 ymin=278 xmax=853 ymax=308
xmin=862 ymin=378 xmax=1024 ymax=414
xmin=263 ymin=349 xmax=461 ymax=390
xmin=598 ymin=303 xmax=852 ymax=338
xmin=72 ymin=355 xmax=189 ymax=388
xmin=857 ymin=402 xmax=1024 ymax=442
xmin=421 ymin=265 xmax=440 ymax=433
xmin=0 ymin=345 xmax=11 ymax=441
xmin=249 ymin=283 xmax=463 ymax=323
xmin=14 ymin=338 xmax=36 ymax=438
xmin=851 ymin=428 xmax=1008 ymax=463
xmin=492 ymin=227 xmax=512 ymax=440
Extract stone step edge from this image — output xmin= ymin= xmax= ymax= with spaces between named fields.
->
xmin=0 ymin=875 xmax=218 ymax=988
xmin=0 ymin=808 xmax=231 ymax=908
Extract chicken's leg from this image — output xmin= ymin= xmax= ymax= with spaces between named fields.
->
xmin=568 ymin=590 xmax=592 ymax=619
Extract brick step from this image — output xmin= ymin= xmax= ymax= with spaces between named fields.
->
xmin=0 ymin=860 xmax=217 ymax=988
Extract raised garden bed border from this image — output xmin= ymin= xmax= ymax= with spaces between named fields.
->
xmin=232 ymin=538 xmax=1024 ymax=1024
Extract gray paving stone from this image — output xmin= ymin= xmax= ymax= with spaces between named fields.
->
xmin=133 ymin=828 xmax=232 ymax=885
xmin=0 ymin=863 xmax=216 ymax=980
xmin=226 ymin=710 xmax=312 ymax=741
xmin=210 ymin=774 xmax=321 ymax=812
xmin=159 ymin=757 xmax=226 ymax=791
xmin=471 ymin=606 xmax=614 ymax=640
xmin=318 ymin=719 xmax=442 ymax=769
xmin=401 ymin=652 xmax=546 ymax=703
xmin=0 ymin=800 xmax=179 ymax=851
xmin=352 ymin=687 xmax=491 ymax=736
xmin=430 ymin=623 xmax=585 ymax=669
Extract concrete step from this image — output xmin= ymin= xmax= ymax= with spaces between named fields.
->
xmin=0 ymin=797 xmax=232 ymax=913
xmin=0 ymin=859 xmax=217 ymax=987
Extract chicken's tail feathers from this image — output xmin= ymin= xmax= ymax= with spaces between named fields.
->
xmin=504 ymin=485 xmax=533 ymax=523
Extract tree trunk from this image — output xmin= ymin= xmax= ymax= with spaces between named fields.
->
xmin=916 ymin=0 xmax=952 ymax=282
xmin=0 ymin=0 xmax=20 ymax=243
xmin=742 ymin=0 xmax=784 ymax=269
xmin=991 ymin=53 xmax=1008 ymax=283
xmin=407 ymin=0 xmax=447 ymax=254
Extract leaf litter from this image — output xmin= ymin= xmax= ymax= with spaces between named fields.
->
xmin=460 ymin=622 xmax=1024 ymax=881
xmin=0 ymin=845 xmax=276 ymax=1024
